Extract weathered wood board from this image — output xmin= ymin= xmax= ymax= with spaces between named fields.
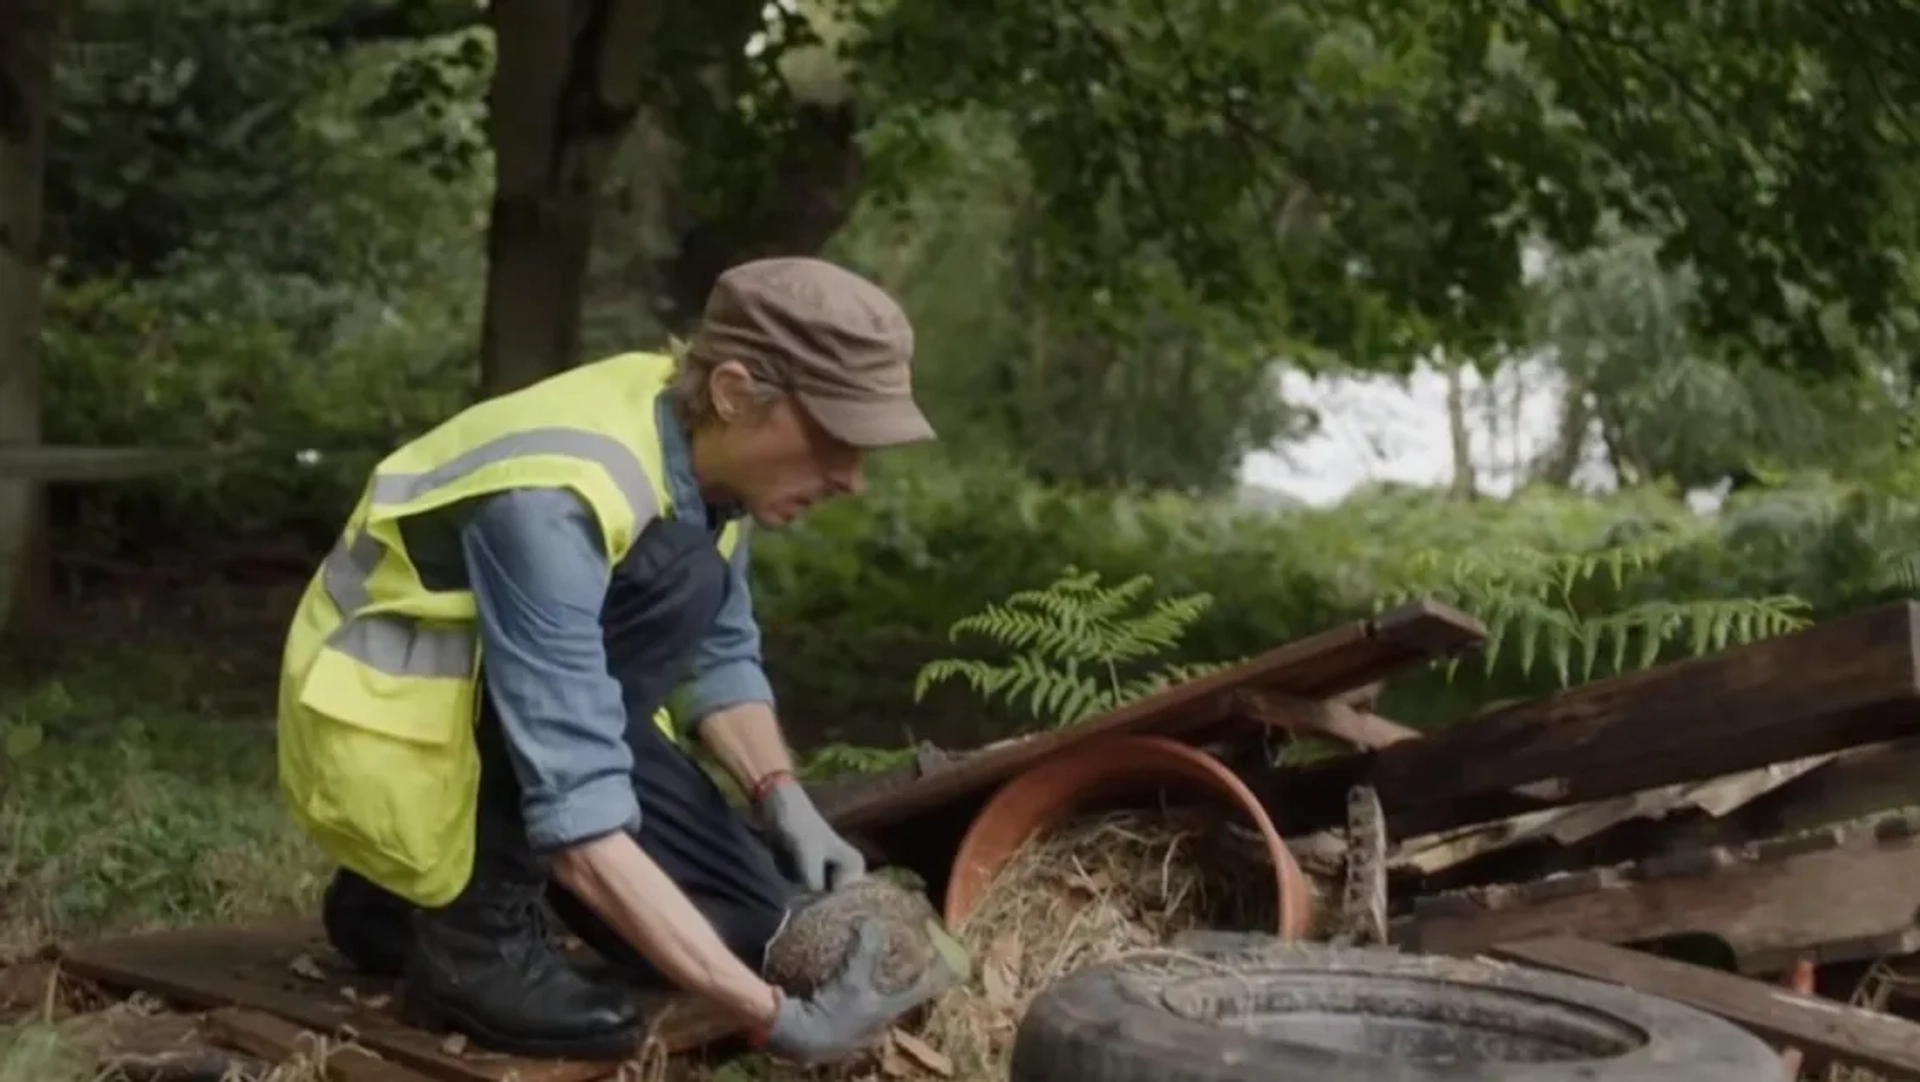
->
xmin=1492 ymin=937 xmax=1920 ymax=1078
xmin=826 ymin=599 xmax=1485 ymax=840
xmin=58 ymin=921 xmax=734 ymax=1082
xmin=1389 ymin=754 xmax=1841 ymax=879
xmin=0 ymin=444 xmax=234 ymax=480
xmin=205 ymin=1006 xmax=439 ymax=1082
xmin=1235 ymin=689 xmax=1428 ymax=750
xmin=1399 ymin=812 xmax=1920 ymax=974
xmin=1651 ymin=734 xmax=1920 ymax=855
xmin=1257 ymin=600 xmax=1920 ymax=838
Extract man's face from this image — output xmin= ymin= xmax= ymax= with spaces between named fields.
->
xmin=707 ymin=365 xmax=868 ymax=529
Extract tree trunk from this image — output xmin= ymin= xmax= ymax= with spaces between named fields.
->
xmin=479 ymin=0 xmax=657 ymax=396
xmin=655 ymin=98 xmax=864 ymax=332
xmin=0 ymin=0 xmax=61 ymax=635
xmin=1445 ymin=360 xmax=1476 ymax=500
xmin=584 ymin=103 xmax=865 ymax=342
xmin=1537 ymin=380 xmax=1592 ymax=487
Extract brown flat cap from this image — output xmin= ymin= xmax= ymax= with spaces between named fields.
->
xmin=690 ymin=257 xmax=935 ymax=448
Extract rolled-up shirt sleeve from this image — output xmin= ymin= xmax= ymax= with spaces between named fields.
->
xmin=460 ymin=487 xmax=640 ymax=853
xmin=675 ymin=527 xmax=776 ymax=732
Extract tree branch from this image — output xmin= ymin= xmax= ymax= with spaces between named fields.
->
xmin=312 ymin=0 xmax=485 ymax=50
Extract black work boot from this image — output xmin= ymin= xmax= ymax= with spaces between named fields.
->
xmin=398 ymin=877 xmax=642 ymax=1061
xmin=321 ymin=868 xmax=416 ymax=977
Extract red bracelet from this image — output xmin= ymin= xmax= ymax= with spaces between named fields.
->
xmin=746 ymin=987 xmax=784 ymax=1048
xmin=750 ymin=768 xmax=796 ymax=803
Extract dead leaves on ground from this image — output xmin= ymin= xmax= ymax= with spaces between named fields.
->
xmin=286 ymin=951 xmax=326 ymax=982
xmin=880 ymin=1027 xmax=953 ymax=1078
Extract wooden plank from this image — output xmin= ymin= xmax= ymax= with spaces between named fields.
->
xmin=1653 ymin=735 xmax=1920 ymax=856
xmin=0 ymin=959 xmax=65 ymax=1019
xmin=80 ymin=1010 xmax=266 ymax=1082
xmin=826 ymin=599 xmax=1485 ymax=836
xmin=0 ymin=444 xmax=234 ymax=481
xmin=1390 ymin=756 xmax=1838 ymax=878
xmin=58 ymin=921 xmax=736 ymax=1082
xmin=1256 ymin=601 xmax=1920 ymax=838
xmin=206 ymin=1006 xmax=436 ymax=1082
xmin=1490 ymin=937 xmax=1920 ymax=1077
xmin=1399 ymin=813 xmax=1920 ymax=972
xmin=1237 ymin=689 xmax=1424 ymax=749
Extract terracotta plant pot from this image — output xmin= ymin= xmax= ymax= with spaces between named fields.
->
xmin=941 ymin=734 xmax=1315 ymax=939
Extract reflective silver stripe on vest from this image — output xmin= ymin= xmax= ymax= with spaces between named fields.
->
xmin=367 ymin=425 xmax=660 ymax=518
xmin=319 ymin=426 xmax=661 ymax=680
xmin=318 ymin=532 xmax=476 ymax=680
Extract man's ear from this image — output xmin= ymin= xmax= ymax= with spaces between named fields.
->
xmin=706 ymin=360 xmax=755 ymax=422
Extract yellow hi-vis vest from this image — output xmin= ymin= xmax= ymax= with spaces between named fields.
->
xmin=276 ymin=351 xmax=740 ymax=908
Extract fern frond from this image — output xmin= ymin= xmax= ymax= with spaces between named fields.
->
xmin=1392 ymin=534 xmax=1811 ymax=686
xmin=913 ymin=567 xmax=1224 ymax=728
xmin=1883 ymin=551 xmax=1920 ymax=594
xmin=911 ymin=657 xmax=1021 ymax=704
xmin=1097 ymin=593 xmax=1215 ymax=664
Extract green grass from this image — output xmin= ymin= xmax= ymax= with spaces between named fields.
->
xmin=0 ymin=1021 xmax=91 ymax=1082
xmin=0 ymin=618 xmax=910 ymax=1082
xmin=0 ymin=680 xmax=326 ymax=961
xmin=0 ymin=629 xmax=328 ymax=1080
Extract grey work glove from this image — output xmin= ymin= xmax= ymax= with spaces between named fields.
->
xmin=759 ymin=775 xmax=867 ymax=892
xmin=760 ymin=917 xmax=956 ymax=1065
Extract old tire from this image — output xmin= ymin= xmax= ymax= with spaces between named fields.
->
xmin=1009 ymin=940 xmax=1787 ymax=1082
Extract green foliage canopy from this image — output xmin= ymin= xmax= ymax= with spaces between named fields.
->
xmin=847 ymin=0 xmax=1920 ymax=374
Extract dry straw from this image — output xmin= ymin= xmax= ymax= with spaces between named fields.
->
xmin=831 ymin=807 xmax=1306 ymax=1082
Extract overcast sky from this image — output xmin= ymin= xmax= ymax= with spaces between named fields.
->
xmin=1238 ymin=358 xmax=1602 ymax=505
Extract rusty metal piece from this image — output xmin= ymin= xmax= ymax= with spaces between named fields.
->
xmin=1779 ymin=958 xmax=1816 ymax=1077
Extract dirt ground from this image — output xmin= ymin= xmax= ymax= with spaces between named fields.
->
xmin=0 ymin=803 xmax=1311 ymax=1082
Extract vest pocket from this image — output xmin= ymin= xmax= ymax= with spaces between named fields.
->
xmin=298 ymin=641 xmax=477 ymax=744
xmin=293 ymin=632 xmax=482 ymax=904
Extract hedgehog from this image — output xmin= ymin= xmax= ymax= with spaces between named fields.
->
xmin=763 ymin=874 xmax=967 ymax=997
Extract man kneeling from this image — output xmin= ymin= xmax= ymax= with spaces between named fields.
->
xmin=275 ymin=258 xmax=947 ymax=1064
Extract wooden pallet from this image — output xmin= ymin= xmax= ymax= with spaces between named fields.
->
xmin=1261 ymin=600 xmax=1920 ymax=838
xmin=58 ymin=921 xmax=735 ymax=1082
xmin=1399 ymin=810 xmax=1920 ymax=973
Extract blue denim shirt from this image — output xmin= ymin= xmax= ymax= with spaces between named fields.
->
xmin=442 ymin=394 xmax=775 ymax=852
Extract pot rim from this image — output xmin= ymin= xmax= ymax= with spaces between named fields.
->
xmin=940 ymin=734 xmax=1315 ymax=939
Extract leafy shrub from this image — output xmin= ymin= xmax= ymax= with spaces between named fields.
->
xmin=40 ymin=323 xmax=1920 ymax=752
xmin=41 ymin=258 xmax=478 ymax=554
xmin=750 ymin=461 xmax=1920 ymax=747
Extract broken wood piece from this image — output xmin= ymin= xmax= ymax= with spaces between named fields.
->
xmin=1491 ymin=937 xmax=1920 ymax=1077
xmin=1257 ymin=600 xmax=1920 ymax=838
xmin=0 ymin=958 xmax=66 ymax=1020
xmin=80 ymin=1010 xmax=260 ymax=1082
xmin=1653 ymin=734 xmax=1920 ymax=856
xmin=1235 ymin=689 xmax=1423 ymax=749
xmin=827 ymin=599 xmax=1486 ymax=839
xmin=1390 ymin=754 xmax=1841 ymax=877
xmin=1403 ymin=812 xmax=1920 ymax=975
xmin=104 ymin=1047 xmax=263 ymax=1082
xmin=205 ymin=1006 xmax=435 ymax=1082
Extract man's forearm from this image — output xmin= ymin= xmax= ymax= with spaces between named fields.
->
xmin=550 ymin=832 xmax=779 ymax=1028
xmin=698 ymin=701 xmax=796 ymax=792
